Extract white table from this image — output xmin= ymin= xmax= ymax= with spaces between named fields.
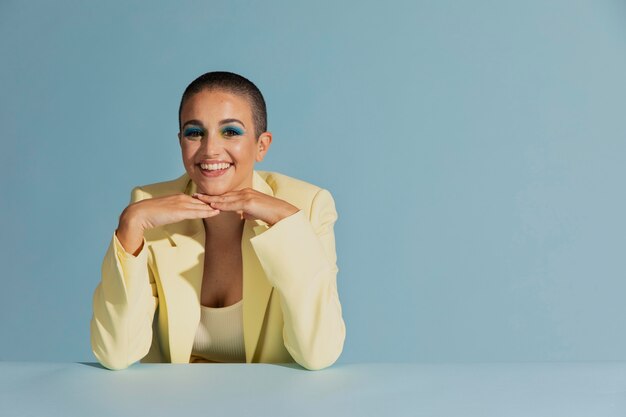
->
xmin=1 ymin=361 xmax=625 ymax=416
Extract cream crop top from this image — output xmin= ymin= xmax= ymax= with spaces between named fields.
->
xmin=189 ymin=299 xmax=246 ymax=363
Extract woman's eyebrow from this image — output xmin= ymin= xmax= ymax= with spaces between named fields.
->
xmin=219 ymin=118 xmax=245 ymax=128
xmin=182 ymin=120 xmax=204 ymax=129
xmin=182 ymin=119 xmax=246 ymax=129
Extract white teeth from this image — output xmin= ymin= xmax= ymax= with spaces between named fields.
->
xmin=200 ymin=163 xmax=231 ymax=171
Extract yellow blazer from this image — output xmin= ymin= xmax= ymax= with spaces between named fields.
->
xmin=90 ymin=170 xmax=346 ymax=371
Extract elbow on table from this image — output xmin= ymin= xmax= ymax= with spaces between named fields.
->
xmin=92 ymin=347 xmax=131 ymax=371
xmin=90 ymin=323 xmax=136 ymax=371
xmin=297 ymin=346 xmax=344 ymax=371
xmin=101 ymin=360 xmax=130 ymax=371
xmin=90 ymin=313 xmax=153 ymax=371
xmin=291 ymin=328 xmax=346 ymax=371
xmin=91 ymin=332 xmax=149 ymax=371
xmin=299 ymin=356 xmax=339 ymax=371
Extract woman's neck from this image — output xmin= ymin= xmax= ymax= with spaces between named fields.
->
xmin=199 ymin=175 xmax=253 ymax=241
xmin=203 ymin=211 xmax=245 ymax=242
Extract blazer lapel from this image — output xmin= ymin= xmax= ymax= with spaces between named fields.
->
xmin=150 ymin=171 xmax=274 ymax=364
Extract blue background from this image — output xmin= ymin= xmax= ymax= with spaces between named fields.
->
xmin=1 ymin=0 xmax=625 ymax=363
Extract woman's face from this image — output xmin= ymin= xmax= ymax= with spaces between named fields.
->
xmin=178 ymin=89 xmax=271 ymax=195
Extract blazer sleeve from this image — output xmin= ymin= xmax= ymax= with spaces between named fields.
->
xmin=90 ymin=186 xmax=158 ymax=370
xmin=250 ymin=188 xmax=346 ymax=370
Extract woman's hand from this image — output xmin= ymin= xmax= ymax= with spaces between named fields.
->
xmin=123 ymin=193 xmax=221 ymax=231
xmin=192 ymin=188 xmax=300 ymax=226
xmin=116 ymin=194 xmax=220 ymax=256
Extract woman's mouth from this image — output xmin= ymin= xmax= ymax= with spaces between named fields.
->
xmin=198 ymin=162 xmax=232 ymax=177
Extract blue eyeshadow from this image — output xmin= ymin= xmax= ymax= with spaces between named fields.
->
xmin=223 ymin=126 xmax=244 ymax=135
xmin=184 ymin=127 xmax=204 ymax=136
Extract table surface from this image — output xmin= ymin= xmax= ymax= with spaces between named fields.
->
xmin=1 ymin=361 xmax=625 ymax=417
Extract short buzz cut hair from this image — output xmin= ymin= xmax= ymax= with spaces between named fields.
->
xmin=178 ymin=71 xmax=267 ymax=140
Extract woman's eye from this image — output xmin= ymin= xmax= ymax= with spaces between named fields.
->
xmin=184 ymin=129 xmax=204 ymax=139
xmin=222 ymin=127 xmax=244 ymax=137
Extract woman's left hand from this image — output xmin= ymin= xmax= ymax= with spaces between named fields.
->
xmin=192 ymin=189 xmax=300 ymax=226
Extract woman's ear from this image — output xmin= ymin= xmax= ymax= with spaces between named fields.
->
xmin=255 ymin=132 xmax=272 ymax=162
xmin=177 ymin=132 xmax=182 ymax=147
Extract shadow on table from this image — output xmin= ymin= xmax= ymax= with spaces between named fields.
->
xmin=76 ymin=361 xmax=305 ymax=370
xmin=77 ymin=362 xmax=107 ymax=369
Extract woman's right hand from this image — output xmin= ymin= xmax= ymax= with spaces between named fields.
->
xmin=116 ymin=193 xmax=220 ymax=256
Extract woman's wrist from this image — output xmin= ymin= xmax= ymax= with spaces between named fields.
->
xmin=268 ymin=205 xmax=300 ymax=227
xmin=116 ymin=207 xmax=146 ymax=256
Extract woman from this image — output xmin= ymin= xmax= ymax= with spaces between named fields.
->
xmin=90 ymin=71 xmax=346 ymax=371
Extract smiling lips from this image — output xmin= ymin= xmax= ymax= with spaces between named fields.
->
xmin=200 ymin=162 xmax=231 ymax=171
xmin=198 ymin=161 xmax=232 ymax=177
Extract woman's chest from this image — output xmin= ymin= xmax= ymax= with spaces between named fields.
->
xmin=200 ymin=242 xmax=243 ymax=308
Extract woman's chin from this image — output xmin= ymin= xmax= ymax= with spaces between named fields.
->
xmin=197 ymin=183 xmax=230 ymax=195
xmin=190 ymin=168 xmax=237 ymax=195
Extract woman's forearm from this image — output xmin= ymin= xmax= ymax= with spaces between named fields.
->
xmin=116 ymin=208 xmax=145 ymax=257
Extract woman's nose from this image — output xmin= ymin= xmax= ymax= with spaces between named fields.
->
xmin=200 ymin=132 xmax=221 ymax=155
